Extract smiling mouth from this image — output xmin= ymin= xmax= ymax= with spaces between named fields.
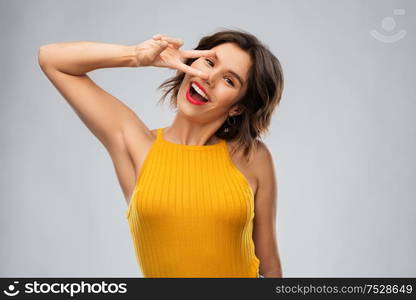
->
xmin=189 ymin=82 xmax=209 ymax=103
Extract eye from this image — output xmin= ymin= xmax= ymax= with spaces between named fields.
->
xmin=225 ymin=78 xmax=235 ymax=86
xmin=205 ymin=58 xmax=214 ymax=66
xmin=205 ymin=59 xmax=235 ymax=87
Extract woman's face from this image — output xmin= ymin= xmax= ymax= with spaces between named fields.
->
xmin=177 ymin=42 xmax=252 ymax=124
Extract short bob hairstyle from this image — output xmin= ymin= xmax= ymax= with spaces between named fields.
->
xmin=157 ymin=28 xmax=284 ymax=161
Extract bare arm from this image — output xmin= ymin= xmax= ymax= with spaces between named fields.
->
xmin=37 ymin=41 xmax=153 ymax=201
xmin=38 ymin=41 xmax=139 ymax=75
xmin=37 ymin=42 xmax=150 ymax=149
xmin=37 ymin=36 xmax=216 ymax=202
xmin=252 ymin=142 xmax=283 ymax=277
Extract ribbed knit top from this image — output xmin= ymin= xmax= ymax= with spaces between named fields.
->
xmin=125 ymin=127 xmax=260 ymax=278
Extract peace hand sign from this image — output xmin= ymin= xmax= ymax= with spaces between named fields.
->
xmin=134 ymin=34 xmax=215 ymax=80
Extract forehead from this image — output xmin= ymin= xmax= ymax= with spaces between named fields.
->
xmin=210 ymin=43 xmax=252 ymax=83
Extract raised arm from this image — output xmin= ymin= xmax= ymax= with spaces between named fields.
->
xmin=37 ymin=36 xmax=216 ymax=202
xmin=37 ymin=41 xmax=151 ymax=149
xmin=37 ymin=41 xmax=156 ymax=202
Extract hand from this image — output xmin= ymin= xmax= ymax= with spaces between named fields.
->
xmin=134 ymin=33 xmax=215 ymax=80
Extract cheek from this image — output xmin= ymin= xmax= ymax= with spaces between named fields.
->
xmin=212 ymin=86 xmax=239 ymax=106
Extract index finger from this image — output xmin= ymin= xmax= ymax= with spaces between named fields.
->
xmin=176 ymin=63 xmax=210 ymax=80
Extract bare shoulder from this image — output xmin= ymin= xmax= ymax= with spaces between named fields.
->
xmin=226 ymin=139 xmax=275 ymax=196
xmin=250 ymin=140 xmax=274 ymax=180
xmin=249 ymin=141 xmax=277 ymax=203
xmin=228 ymin=139 xmax=273 ymax=166
xmin=250 ymin=140 xmax=276 ymax=182
xmin=251 ymin=140 xmax=274 ymax=166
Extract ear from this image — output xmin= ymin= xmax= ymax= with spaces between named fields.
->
xmin=228 ymin=104 xmax=244 ymax=117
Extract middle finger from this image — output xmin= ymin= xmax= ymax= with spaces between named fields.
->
xmin=178 ymin=64 xmax=210 ymax=80
xmin=181 ymin=49 xmax=216 ymax=59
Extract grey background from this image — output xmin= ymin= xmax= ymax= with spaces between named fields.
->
xmin=1 ymin=0 xmax=415 ymax=277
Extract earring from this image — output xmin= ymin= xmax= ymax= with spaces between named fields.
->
xmin=226 ymin=115 xmax=237 ymax=126
xmin=224 ymin=116 xmax=237 ymax=132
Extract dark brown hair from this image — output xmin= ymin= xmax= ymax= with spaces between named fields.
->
xmin=156 ymin=28 xmax=284 ymax=161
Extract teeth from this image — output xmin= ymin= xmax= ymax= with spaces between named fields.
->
xmin=191 ymin=83 xmax=209 ymax=101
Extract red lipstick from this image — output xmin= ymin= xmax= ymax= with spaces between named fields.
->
xmin=186 ymin=82 xmax=208 ymax=106
xmin=192 ymin=81 xmax=210 ymax=100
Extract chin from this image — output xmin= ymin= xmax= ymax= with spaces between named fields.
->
xmin=177 ymin=97 xmax=211 ymax=128
xmin=177 ymin=94 xmax=198 ymax=118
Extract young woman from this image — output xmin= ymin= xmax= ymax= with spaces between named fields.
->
xmin=38 ymin=29 xmax=284 ymax=278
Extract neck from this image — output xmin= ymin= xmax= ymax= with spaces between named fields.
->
xmin=165 ymin=112 xmax=226 ymax=146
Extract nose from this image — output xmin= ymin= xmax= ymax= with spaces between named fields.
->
xmin=203 ymin=74 xmax=211 ymax=85
xmin=203 ymin=69 xmax=219 ymax=86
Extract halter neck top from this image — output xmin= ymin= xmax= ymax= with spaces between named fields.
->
xmin=125 ymin=127 xmax=260 ymax=278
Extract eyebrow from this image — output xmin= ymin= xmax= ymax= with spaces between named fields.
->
xmin=213 ymin=53 xmax=245 ymax=86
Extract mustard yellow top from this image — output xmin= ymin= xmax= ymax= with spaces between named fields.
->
xmin=126 ymin=127 xmax=260 ymax=278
